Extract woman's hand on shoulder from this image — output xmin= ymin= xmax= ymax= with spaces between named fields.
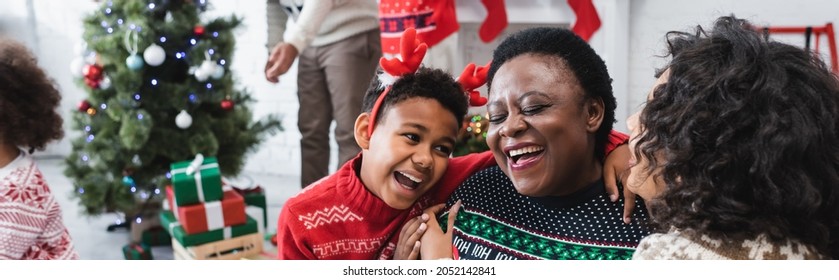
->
xmin=603 ymin=143 xmax=637 ymax=224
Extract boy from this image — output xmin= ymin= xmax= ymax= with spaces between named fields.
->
xmin=276 ymin=29 xmax=496 ymax=259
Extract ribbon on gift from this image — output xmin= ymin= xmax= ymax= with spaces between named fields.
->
xmin=171 ymin=155 xmax=219 ymax=203
xmin=204 ymin=200 xmax=225 ymax=231
xmin=132 ymin=244 xmax=145 ymax=254
xmin=168 ymin=221 xmax=181 ymax=235
xmin=224 ymin=227 xmax=232 ymax=239
xmin=186 ymin=153 xmax=204 ymax=175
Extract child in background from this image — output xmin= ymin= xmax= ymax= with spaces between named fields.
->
xmin=276 ymin=28 xmax=497 ymax=260
xmin=0 ymin=37 xmax=79 ymax=260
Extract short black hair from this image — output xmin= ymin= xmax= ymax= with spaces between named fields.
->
xmin=487 ymin=27 xmax=615 ymax=160
xmin=0 ymin=37 xmax=64 ymax=152
xmin=362 ymin=67 xmax=468 ymax=130
xmin=637 ymin=15 xmax=839 ymax=258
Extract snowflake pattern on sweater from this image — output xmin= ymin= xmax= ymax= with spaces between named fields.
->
xmin=444 ymin=166 xmax=650 ymax=260
xmin=0 ymin=151 xmax=79 ymax=260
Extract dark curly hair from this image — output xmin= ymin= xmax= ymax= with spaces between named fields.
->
xmin=362 ymin=67 xmax=468 ymax=130
xmin=635 ymin=16 xmax=839 ymax=258
xmin=487 ymin=27 xmax=616 ymax=160
xmin=0 ymin=37 xmax=64 ymax=152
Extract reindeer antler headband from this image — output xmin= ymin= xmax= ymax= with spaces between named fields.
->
xmin=367 ymin=28 xmax=491 ymax=136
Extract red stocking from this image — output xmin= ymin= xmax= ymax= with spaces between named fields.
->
xmin=568 ymin=0 xmax=602 ymax=41
xmin=479 ymin=0 xmax=508 ymax=42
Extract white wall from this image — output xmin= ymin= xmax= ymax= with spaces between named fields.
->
xmin=626 ymin=0 xmax=839 ymax=131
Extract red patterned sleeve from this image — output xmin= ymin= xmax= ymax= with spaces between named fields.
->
xmin=605 ymin=129 xmax=629 ymax=155
xmin=34 ymin=192 xmax=79 ymax=260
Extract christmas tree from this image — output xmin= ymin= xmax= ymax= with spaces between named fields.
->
xmin=63 ymin=0 xmax=281 ymax=222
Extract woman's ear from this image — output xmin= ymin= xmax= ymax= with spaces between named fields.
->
xmin=355 ymin=113 xmax=372 ymax=149
xmin=585 ymin=97 xmax=605 ymax=133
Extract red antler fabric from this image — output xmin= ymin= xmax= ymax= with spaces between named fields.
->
xmin=457 ymin=61 xmax=491 ymax=106
xmin=369 ymin=28 xmax=428 ymax=137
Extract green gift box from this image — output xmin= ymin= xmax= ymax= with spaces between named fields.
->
xmin=170 ymin=155 xmax=223 ymax=206
xmin=160 ymin=210 xmax=258 ymax=247
xmin=122 ymin=243 xmax=153 ymax=260
xmin=141 ymin=226 xmax=172 ymax=246
xmin=233 ymin=186 xmax=267 ymax=229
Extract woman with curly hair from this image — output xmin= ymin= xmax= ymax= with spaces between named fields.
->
xmin=626 ymin=15 xmax=839 ymax=259
xmin=0 ymin=37 xmax=79 ymax=259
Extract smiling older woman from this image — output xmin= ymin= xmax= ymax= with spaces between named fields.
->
xmin=420 ymin=27 xmax=650 ymax=260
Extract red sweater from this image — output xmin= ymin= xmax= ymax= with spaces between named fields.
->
xmin=277 ymin=131 xmax=628 ymax=260
xmin=277 ymin=152 xmax=496 ymax=260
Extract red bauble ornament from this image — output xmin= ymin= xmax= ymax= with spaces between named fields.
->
xmin=194 ymin=25 xmax=205 ymax=36
xmin=220 ymin=99 xmax=234 ymax=111
xmin=83 ymin=64 xmax=103 ymax=80
xmin=84 ymin=77 xmax=100 ymax=89
xmin=77 ymin=100 xmax=92 ymax=112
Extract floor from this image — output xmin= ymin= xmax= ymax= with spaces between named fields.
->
xmin=36 ymin=156 xmax=301 ymax=260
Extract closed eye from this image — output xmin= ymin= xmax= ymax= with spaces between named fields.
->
xmin=522 ymin=104 xmax=550 ymax=115
xmin=488 ymin=113 xmax=506 ymax=124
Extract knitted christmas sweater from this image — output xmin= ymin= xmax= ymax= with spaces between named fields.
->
xmin=0 ymin=150 xmax=79 ymax=260
xmin=277 ymin=152 xmax=496 ymax=260
xmin=444 ymin=166 xmax=650 ymax=260
xmin=379 ymin=0 xmax=459 ymax=56
xmin=633 ymin=231 xmax=824 ymax=259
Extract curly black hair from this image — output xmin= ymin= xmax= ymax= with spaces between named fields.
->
xmin=487 ymin=27 xmax=615 ymax=160
xmin=0 ymin=37 xmax=64 ymax=152
xmin=635 ymin=16 xmax=839 ymax=258
xmin=362 ymin=67 xmax=468 ymax=131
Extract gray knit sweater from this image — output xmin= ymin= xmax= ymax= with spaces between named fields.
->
xmin=633 ymin=231 xmax=824 ymax=260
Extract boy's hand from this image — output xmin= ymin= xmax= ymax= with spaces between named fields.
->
xmin=394 ymin=214 xmax=428 ymax=260
xmin=420 ymin=201 xmax=462 ymax=260
xmin=603 ymin=143 xmax=636 ymax=224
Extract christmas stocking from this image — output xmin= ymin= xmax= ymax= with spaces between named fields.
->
xmin=568 ymin=0 xmax=602 ymax=41
xmin=478 ymin=0 xmax=508 ymax=42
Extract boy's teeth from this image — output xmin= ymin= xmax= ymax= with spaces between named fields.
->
xmin=509 ymin=146 xmax=544 ymax=157
xmin=398 ymin=171 xmax=422 ymax=183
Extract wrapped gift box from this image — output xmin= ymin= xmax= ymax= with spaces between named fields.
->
xmin=141 ymin=226 xmax=172 ymax=246
xmin=160 ymin=210 xmax=258 ymax=247
xmin=166 ymin=186 xmax=247 ymax=234
xmin=172 ymin=233 xmax=263 ymax=260
xmin=122 ymin=243 xmax=153 ymax=260
xmin=233 ymin=186 xmax=268 ymax=229
xmin=170 ymin=155 xmax=223 ymax=206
